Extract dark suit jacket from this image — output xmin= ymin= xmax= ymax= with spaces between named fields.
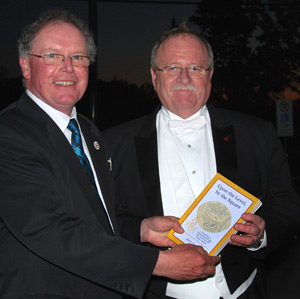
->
xmin=0 ymin=93 xmax=159 ymax=299
xmin=103 ymin=104 xmax=300 ymax=298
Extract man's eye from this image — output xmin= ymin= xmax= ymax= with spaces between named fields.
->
xmin=72 ymin=55 xmax=83 ymax=60
xmin=47 ymin=53 xmax=57 ymax=59
xmin=169 ymin=66 xmax=178 ymax=71
xmin=190 ymin=66 xmax=200 ymax=71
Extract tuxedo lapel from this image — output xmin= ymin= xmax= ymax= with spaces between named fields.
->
xmin=134 ymin=110 xmax=164 ymax=216
xmin=208 ymin=105 xmax=238 ymax=182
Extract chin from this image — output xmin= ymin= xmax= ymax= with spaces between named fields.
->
xmin=57 ymin=94 xmax=81 ymax=103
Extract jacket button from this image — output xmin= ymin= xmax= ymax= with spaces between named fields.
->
xmin=114 ymin=282 xmax=121 ymax=289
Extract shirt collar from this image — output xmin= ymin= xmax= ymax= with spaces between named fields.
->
xmin=161 ymin=105 xmax=208 ymax=121
xmin=26 ymin=89 xmax=77 ymax=133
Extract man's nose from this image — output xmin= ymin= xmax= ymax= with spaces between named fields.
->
xmin=61 ymin=56 xmax=74 ymax=72
xmin=177 ymin=67 xmax=191 ymax=84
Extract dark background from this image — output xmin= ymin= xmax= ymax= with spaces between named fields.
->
xmin=1 ymin=1 xmax=300 ymax=297
xmin=1 ymin=1 xmax=299 ymax=174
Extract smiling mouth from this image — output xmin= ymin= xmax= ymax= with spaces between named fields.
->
xmin=54 ymin=81 xmax=75 ymax=86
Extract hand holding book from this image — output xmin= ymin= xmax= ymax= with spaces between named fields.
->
xmin=167 ymin=173 xmax=263 ymax=256
xmin=229 ymin=212 xmax=265 ymax=248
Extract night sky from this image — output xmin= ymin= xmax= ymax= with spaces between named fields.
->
xmin=0 ymin=0 xmax=198 ymax=85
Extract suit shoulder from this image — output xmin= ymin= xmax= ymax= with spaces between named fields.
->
xmin=208 ymin=106 xmax=278 ymax=147
xmin=0 ymin=100 xmax=29 ymax=133
xmin=208 ymin=105 xmax=271 ymax=128
xmin=0 ymin=101 xmax=19 ymax=119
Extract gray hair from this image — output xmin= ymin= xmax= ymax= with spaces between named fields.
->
xmin=18 ymin=9 xmax=97 ymax=63
xmin=150 ymin=22 xmax=214 ymax=70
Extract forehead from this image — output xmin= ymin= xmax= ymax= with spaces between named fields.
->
xmin=157 ymin=34 xmax=208 ymax=64
xmin=31 ymin=21 xmax=87 ymax=52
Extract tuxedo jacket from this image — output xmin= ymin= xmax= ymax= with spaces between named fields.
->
xmin=103 ymin=104 xmax=300 ymax=298
xmin=0 ymin=93 xmax=159 ymax=299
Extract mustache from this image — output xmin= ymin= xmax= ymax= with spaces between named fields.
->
xmin=172 ymin=84 xmax=196 ymax=92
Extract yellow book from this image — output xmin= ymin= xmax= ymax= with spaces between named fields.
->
xmin=167 ymin=173 xmax=262 ymax=256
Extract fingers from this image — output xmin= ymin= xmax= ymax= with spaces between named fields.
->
xmin=237 ymin=214 xmax=265 ymax=235
xmin=140 ymin=216 xmax=184 ymax=247
xmin=141 ymin=216 xmax=184 ymax=244
xmin=229 ymin=234 xmax=257 ymax=247
xmin=172 ymin=220 xmax=184 ymax=234
xmin=146 ymin=216 xmax=183 ymax=233
xmin=154 ymin=244 xmax=220 ymax=281
xmin=161 ymin=216 xmax=184 ymax=234
xmin=241 ymin=213 xmax=265 ymax=229
xmin=185 ymin=245 xmax=220 ymax=278
xmin=234 ymin=222 xmax=260 ymax=236
xmin=229 ymin=214 xmax=265 ymax=247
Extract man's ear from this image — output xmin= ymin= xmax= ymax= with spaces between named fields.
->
xmin=209 ymin=67 xmax=214 ymax=79
xmin=19 ymin=56 xmax=31 ymax=79
xmin=150 ymin=68 xmax=157 ymax=91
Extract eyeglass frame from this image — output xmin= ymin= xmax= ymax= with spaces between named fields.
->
xmin=29 ymin=53 xmax=91 ymax=67
xmin=155 ymin=65 xmax=211 ymax=78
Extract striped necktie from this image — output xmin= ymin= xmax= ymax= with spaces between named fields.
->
xmin=67 ymin=118 xmax=97 ymax=192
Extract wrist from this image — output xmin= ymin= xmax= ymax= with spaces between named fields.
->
xmin=140 ymin=218 xmax=148 ymax=243
xmin=153 ymin=251 xmax=168 ymax=277
xmin=252 ymin=237 xmax=264 ymax=248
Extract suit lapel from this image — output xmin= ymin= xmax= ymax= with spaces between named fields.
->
xmin=47 ymin=118 xmax=115 ymax=236
xmin=78 ymin=117 xmax=117 ymax=235
xmin=135 ymin=109 xmax=164 ymax=216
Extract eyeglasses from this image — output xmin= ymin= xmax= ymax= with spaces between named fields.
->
xmin=156 ymin=65 xmax=211 ymax=78
xmin=30 ymin=53 xmax=90 ymax=67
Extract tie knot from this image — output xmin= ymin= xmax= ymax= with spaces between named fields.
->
xmin=68 ymin=118 xmax=80 ymax=134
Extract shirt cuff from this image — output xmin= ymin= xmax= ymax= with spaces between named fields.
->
xmin=247 ymin=230 xmax=267 ymax=251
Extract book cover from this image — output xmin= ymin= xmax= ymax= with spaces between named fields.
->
xmin=167 ymin=173 xmax=262 ymax=256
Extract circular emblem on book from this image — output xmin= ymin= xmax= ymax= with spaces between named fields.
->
xmin=197 ymin=201 xmax=231 ymax=233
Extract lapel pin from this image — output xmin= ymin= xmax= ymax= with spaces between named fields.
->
xmin=107 ymin=158 xmax=112 ymax=171
xmin=94 ymin=141 xmax=100 ymax=150
xmin=224 ymin=135 xmax=230 ymax=142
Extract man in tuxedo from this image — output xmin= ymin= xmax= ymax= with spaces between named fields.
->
xmin=0 ymin=11 xmax=220 ymax=298
xmin=103 ymin=24 xmax=300 ymax=298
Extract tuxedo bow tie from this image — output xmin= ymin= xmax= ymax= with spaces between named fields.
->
xmin=168 ymin=115 xmax=207 ymax=135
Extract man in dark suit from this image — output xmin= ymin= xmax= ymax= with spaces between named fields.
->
xmin=0 ymin=11 xmax=220 ymax=298
xmin=103 ymin=24 xmax=300 ymax=298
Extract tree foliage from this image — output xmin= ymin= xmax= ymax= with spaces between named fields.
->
xmin=189 ymin=0 xmax=300 ymax=115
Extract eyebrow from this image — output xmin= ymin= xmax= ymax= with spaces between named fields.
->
xmin=165 ymin=62 xmax=205 ymax=66
xmin=40 ymin=48 xmax=88 ymax=55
